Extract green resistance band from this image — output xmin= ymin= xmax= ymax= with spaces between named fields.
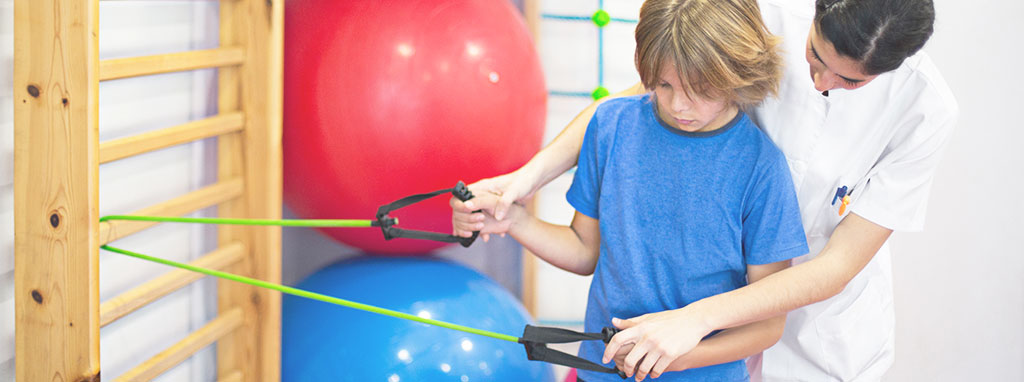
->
xmin=99 ymin=215 xmax=382 ymax=228
xmin=98 ymin=208 xmax=626 ymax=377
xmin=99 ymin=243 xmax=518 ymax=343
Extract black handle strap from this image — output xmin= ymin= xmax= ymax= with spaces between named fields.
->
xmin=375 ymin=181 xmax=479 ymax=247
xmin=518 ymin=325 xmax=627 ymax=379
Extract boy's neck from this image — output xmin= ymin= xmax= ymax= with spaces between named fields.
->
xmin=703 ymin=105 xmax=739 ymax=133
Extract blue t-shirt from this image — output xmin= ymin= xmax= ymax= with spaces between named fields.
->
xmin=568 ymin=94 xmax=808 ymax=382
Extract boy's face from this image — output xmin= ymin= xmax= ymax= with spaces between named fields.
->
xmin=652 ymin=63 xmax=736 ymax=133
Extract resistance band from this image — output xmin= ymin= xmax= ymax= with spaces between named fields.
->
xmin=100 ymin=182 xmax=627 ymax=378
xmin=100 ymin=181 xmax=480 ymax=246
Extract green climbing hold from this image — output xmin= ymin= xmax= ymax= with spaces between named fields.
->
xmin=592 ymin=10 xmax=611 ymax=28
xmin=592 ymin=86 xmax=610 ymax=100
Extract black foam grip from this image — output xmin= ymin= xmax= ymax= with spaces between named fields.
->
xmin=452 ymin=181 xmax=480 ymax=247
xmin=602 ymin=327 xmax=621 ymax=343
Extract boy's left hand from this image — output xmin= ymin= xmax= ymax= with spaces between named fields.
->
xmin=608 ymin=342 xmax=635 ymax=375
xmin=602 ymin=310 xmax=710 ymax=381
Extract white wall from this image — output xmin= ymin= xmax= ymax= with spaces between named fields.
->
xmin=96 ymin=2 xmax=222 ymax=380
xmin=1 ymin=1 xmax=13 ymax=378
xmin=885 ymin=0 xmax=1024 ymax=380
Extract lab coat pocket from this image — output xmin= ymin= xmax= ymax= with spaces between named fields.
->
xmin=815 ymin=275 xmax=893 ymax=379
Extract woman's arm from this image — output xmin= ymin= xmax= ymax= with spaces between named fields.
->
xmin=692 ymin=213 xmax=892 ymax=329
xmin=604 ymin=213 xmax=893 ymax=379
xmin=609 ymin=259 xmax=792 ymax=381
xmin=661 ymin=259 xmax=791 ymax=374
xmin=451 ymin=82 xmax=646 ymax=234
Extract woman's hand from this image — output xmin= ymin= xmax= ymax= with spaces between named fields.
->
xmin=449 ymin=188 xmax=528 ymax=242
xmin=602 ymin=310 xmax=712 ymax=381
xmin=450 ymin=170 xmax=539 ymax=240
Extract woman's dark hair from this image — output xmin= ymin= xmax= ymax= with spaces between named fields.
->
xmin=815 ymin=0 xmax=935 ymax=75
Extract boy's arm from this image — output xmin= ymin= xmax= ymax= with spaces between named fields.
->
xmin=504 ymin=206 xmax=601 ymax=276
xmin=608 ymin=259 xmax=792 ymax=381
xmin=518 ymin=82 xmax=646 ymax=194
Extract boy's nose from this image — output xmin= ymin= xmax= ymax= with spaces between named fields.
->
xmin=672 ymin=94 xmax=693 ymax=112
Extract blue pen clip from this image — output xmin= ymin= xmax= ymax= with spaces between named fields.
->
xmin=832 ymin=186 xmax=848 ymax=205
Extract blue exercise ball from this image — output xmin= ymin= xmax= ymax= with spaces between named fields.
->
xmin=282 ymin=256 xmax=554 ymax=382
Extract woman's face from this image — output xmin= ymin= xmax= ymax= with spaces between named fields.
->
xmin=652 ymin=63 xmax=737 ymax=133
xmin=805 ymin=24 xmax=880 ymax=92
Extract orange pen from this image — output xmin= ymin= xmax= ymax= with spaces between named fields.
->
xmin=838 ymin=195 xmax=851 ymax=216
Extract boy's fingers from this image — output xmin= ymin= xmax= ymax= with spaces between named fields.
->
xmin=451 ymin=210 xmax=476 ymax=221
xmin=452 ymin=210 xmax=484 ymax=225
xmin=449 ymin=196 xmax=473 ymax=213
xmin=651 ymin=358 xmax=673 ymax=379
xmin=636 ymin=353 xmax=661 ymax=381
xmin=622 ymin=340 xmax=652 ymax=378
xmin=452 ymin=215 xmax=485 ymax=236
xmin=603 ymin=324 xmax=635 ymax=363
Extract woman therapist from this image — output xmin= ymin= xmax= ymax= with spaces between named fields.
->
xmin=451 ymin=0 xmax=957 ymax=380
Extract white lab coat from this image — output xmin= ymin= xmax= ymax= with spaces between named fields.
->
xmin=747 ymin=0 xmax=959 ymax=380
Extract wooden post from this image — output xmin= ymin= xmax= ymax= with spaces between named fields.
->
xmin=524 ymin=0 xmax=541 ymax=41
xmin=13 ymin=0 xmax=101 ymax=380
xmin=217 ymin=0 xmax=284 ymax=380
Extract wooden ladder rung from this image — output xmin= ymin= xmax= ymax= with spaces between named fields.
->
xmin=219 ymin=370 xmax=243 ymax=382
xmin=100 ymin=112 xmax=245 ymax=164
xmin=100 ymin=46 xmax=245 ymax=81
xmin=100 ymin=178 xmax=245 ymax=245
xmin=114 ymin=308 xmax=245 ymax=382
xmin=100 ymin=242 xmax=247 ymax=327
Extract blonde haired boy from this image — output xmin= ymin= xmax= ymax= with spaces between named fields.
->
xmin=470 ymin=1 xmax=807 ymax=380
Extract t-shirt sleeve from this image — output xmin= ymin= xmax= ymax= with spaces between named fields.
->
xmin=743 ymin=149 xmax=809 ymax=265
xmin=849 ymin=95 xmax=958 ymax=232
xmin=566 ymin=115 xmax=605 ymax=219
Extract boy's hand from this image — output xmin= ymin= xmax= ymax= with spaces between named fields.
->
xmin=602 ymin=311 xmax=711 ymax=381
xmin=450 ymin=173 xmax=536 ymax=240
xmin=450 ymin=187 xmax=525 ymax=242
xmin=608 ymin=342 xmax=636 ymax=375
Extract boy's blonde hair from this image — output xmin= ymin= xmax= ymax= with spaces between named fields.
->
xmin=635 ymin=0 xmax=781 ymax=107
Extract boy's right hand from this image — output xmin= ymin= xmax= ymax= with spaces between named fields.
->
xmin=450 ymin=187 xmax=525 ymax=242
xmin=450 ymin=172 xmax=536 ymax=241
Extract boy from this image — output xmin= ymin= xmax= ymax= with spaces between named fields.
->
xmin=461 ymin=0 xmax=807 ymax=380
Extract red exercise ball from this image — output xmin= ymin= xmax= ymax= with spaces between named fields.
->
xmin=283 ymin=0 xmax=546 ymax=254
